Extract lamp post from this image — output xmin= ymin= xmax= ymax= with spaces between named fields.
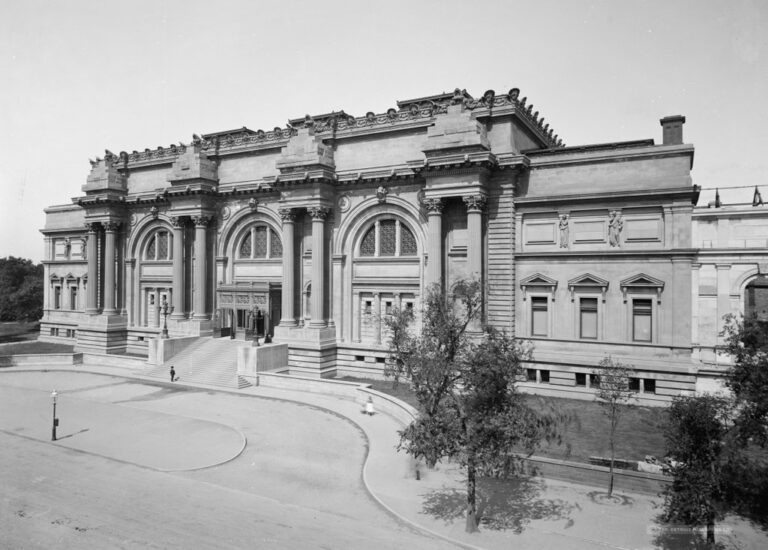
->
xmin=160 ymin=297 xmax=174 ymax=339
xmin=51 ymin=389 xmax=58 ymax=441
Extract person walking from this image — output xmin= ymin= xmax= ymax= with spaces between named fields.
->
xmin=170 ymin=365 xmax=176 ymax=382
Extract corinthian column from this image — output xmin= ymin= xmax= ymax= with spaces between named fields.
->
xmin=279 ymin=208 xmax=297 ymax=327
xmin=192 ymin=215 xmax=213 ymax=320
xmin=170 ymin=216 xmax=186 ymax=319
xmin=308 ymin=207 xmax=330 ymax=328
xmin=102 ymin=221 xmax=120 ymax=314
xmin=463 ymin=195 xmax=486 ymax=281
xmin=424 ymin=198 xmax=444 ymax=289
xmin=85 ymin=222 xmax=100 ymax=314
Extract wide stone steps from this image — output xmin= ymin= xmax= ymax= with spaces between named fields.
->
xmin=144 ymin=337 xmax=252 ymax=389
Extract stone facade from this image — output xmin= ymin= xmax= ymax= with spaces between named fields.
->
xmin=40 ymin=88 xmax=700 ymax=402
xmin=691 ymin=196 xmax=768 ymax=392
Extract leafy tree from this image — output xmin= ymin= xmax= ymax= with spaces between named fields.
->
xmin=0 ymin=257 xmax=44 ymax=322
xmin=661 ymin=395 xmax=733 ymax=546
xmin=722 ymin=314 xmax=768 ymax=446
xmin=592 ymin=356 xmax=636 ymax=497
xmin=386 ymin=280 xmax=564 ymax=533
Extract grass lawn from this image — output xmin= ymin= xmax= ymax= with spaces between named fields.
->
xmin=0 ymin=341 xmax=75 ymax=355
xmin=339 ymin=376 xmax=668 ymax=464
xmin=0 ymin=321 xmax=40 ymax=343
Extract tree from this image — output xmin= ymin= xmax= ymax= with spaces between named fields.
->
xmin=661 ymin=395 xmax=733 ymax=546
xmin=386 ymin=280 xmax=564 ymax=533
xmin=0 ymin=257 xmax=44 ymax=322
xmin=592 ymin=356 xmax=636 ymax=497
xmin=722 ymin=314 xmax=768 ymax=447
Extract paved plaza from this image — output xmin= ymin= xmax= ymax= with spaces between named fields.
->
xmin=1 ymin=367 xmax=766 ymax=549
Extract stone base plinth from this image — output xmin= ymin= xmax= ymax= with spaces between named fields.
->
xmin=237 ymin=343 xmax=289 ymax=378
xmin=74 ymin=314 xmax=128 ymax=355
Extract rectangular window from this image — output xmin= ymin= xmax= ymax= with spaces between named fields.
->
xmin=590 ymin=373 xmax=600 ymax=388
xmin=633 ymin=299 xmax=653 ymax=342
xmin=364 ymin=301 xmax=372 ymax=315
xmin=54 ymin=287 xmax=61 ymax=309
xmin=70 ymin=287 xmax=78 ymax=310
xmin=575 ymin=373 xmax=586 ymax=386
xmin=526 ymin=368 xmax=537 ymax=382
xmin=405 ymin=302 xmax=414 ymax=312
xmin=531 ymin=297 xmax=548 ymax=337
xmin=579 ymin=297 xmax=598 ymax=339
xmin=540 ymin=370 xmax=550 ymax=383
xmin=385 ymin=301 xmax=392 ymax=315
xmin=629 ymin=377 xmax=641 ymax=392
xmin=355 ymin=355 xmax=365 ymax=362
xmin=644 ymin=379 xmax=656 ymax=394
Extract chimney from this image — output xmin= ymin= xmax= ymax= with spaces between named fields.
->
xmin=660 ymin=115 xmax=686 ymax=145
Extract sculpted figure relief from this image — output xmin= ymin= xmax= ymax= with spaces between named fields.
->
xmin=608 ymin=211 xmax=623 ymax=247
xmin=559 ymin=214 xmax=569 ymax=248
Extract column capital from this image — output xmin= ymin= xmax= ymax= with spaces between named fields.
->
xmin=463 ymin=195 xmax=486 ymax=212
xmin=278 ymin=208 xmax=297 ymax=222
xmin=308 ymin=206 xmax=331 ymax=221
xmin=103 ymin=221 xmax=121 ymax=232
xmin=170 ymin=215 xmax=187 ymax=229
xmin=423 ymin=197 xmax=444 ymax=215
xmin=84 ymin=222 xmax=101 ymax=232
xmin=191 ymin=215 xmax=214 ymax=228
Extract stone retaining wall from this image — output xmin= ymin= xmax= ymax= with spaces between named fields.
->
xmin=0 ymin=353 xmax=83 ymax=367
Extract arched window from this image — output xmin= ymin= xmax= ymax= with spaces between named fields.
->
xmin=145 ymin=230 xmax=171 ymax=261
xmin=745 ymin=276 xmax=768 ymax=321
xmin=358 ymin=219 xmax=418 ymax=257
xmin=238 ymin=225 xmax=282 ymax=259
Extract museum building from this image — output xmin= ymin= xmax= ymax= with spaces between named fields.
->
xmin=40 ymin=88 xmax=702 ymax=402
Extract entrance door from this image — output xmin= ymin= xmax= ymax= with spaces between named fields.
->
xmin=147 ymin=291 xmax=157 ymax=327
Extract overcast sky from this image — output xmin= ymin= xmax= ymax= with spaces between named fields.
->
xmin=1 ymin=0 xmax=766 ymax=262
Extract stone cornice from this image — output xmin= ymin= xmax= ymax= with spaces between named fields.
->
xmin=515 ymin=249 xmax=698 ymax=260
xmin=527 ymin=143 xmax=695 ymax=170
xmin=418 ymin=151 xmax=497 ymax=172
xmin=515 ymin=186 xmax=697 ymax=207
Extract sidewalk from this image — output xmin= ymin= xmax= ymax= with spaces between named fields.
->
xmin=3 ymin=363 xmax=765 ymax=550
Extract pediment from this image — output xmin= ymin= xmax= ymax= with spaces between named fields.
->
xmin=568 ymin=273 xmax=609 ymax=288
xmin=620 ymin=273 xmax=665 ymax=290
xmin=49 ymin=272 xmax=60 ymax=282
xmin=520 ymin=273 xmax=558 ymax=288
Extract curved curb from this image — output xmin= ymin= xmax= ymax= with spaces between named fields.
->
xmin=157 ymin=431 xmax=248 ymax=473
xmin=3 ymin=366 xmax=482 ymax=548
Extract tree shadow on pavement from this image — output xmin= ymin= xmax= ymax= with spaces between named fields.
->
xmin=650 ymin=522 xmax=728 ymax=550
xmin=421 ymin=475 xmax=579 ymax=533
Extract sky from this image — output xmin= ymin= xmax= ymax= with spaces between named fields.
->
xmin=1 ymin=0 xmax=766 ymax=262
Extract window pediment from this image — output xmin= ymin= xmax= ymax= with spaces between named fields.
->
xmin=620 ymin=273 xmax=664 ymax=303
xmin=520 ymin=273 xmax=558 ymax=301
xmin=568 ymin=273 xmax=609 ymax=302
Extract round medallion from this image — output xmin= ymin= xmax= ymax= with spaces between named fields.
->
xmin=338 ymin=194 xmax=351 ymax=213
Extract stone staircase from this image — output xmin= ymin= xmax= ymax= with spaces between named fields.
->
xmin=144 ymin=337 xmax=252 ymax=389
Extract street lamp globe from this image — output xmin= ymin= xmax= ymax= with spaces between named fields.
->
xmin=51 ymin=389 xmax=58 ymax=403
